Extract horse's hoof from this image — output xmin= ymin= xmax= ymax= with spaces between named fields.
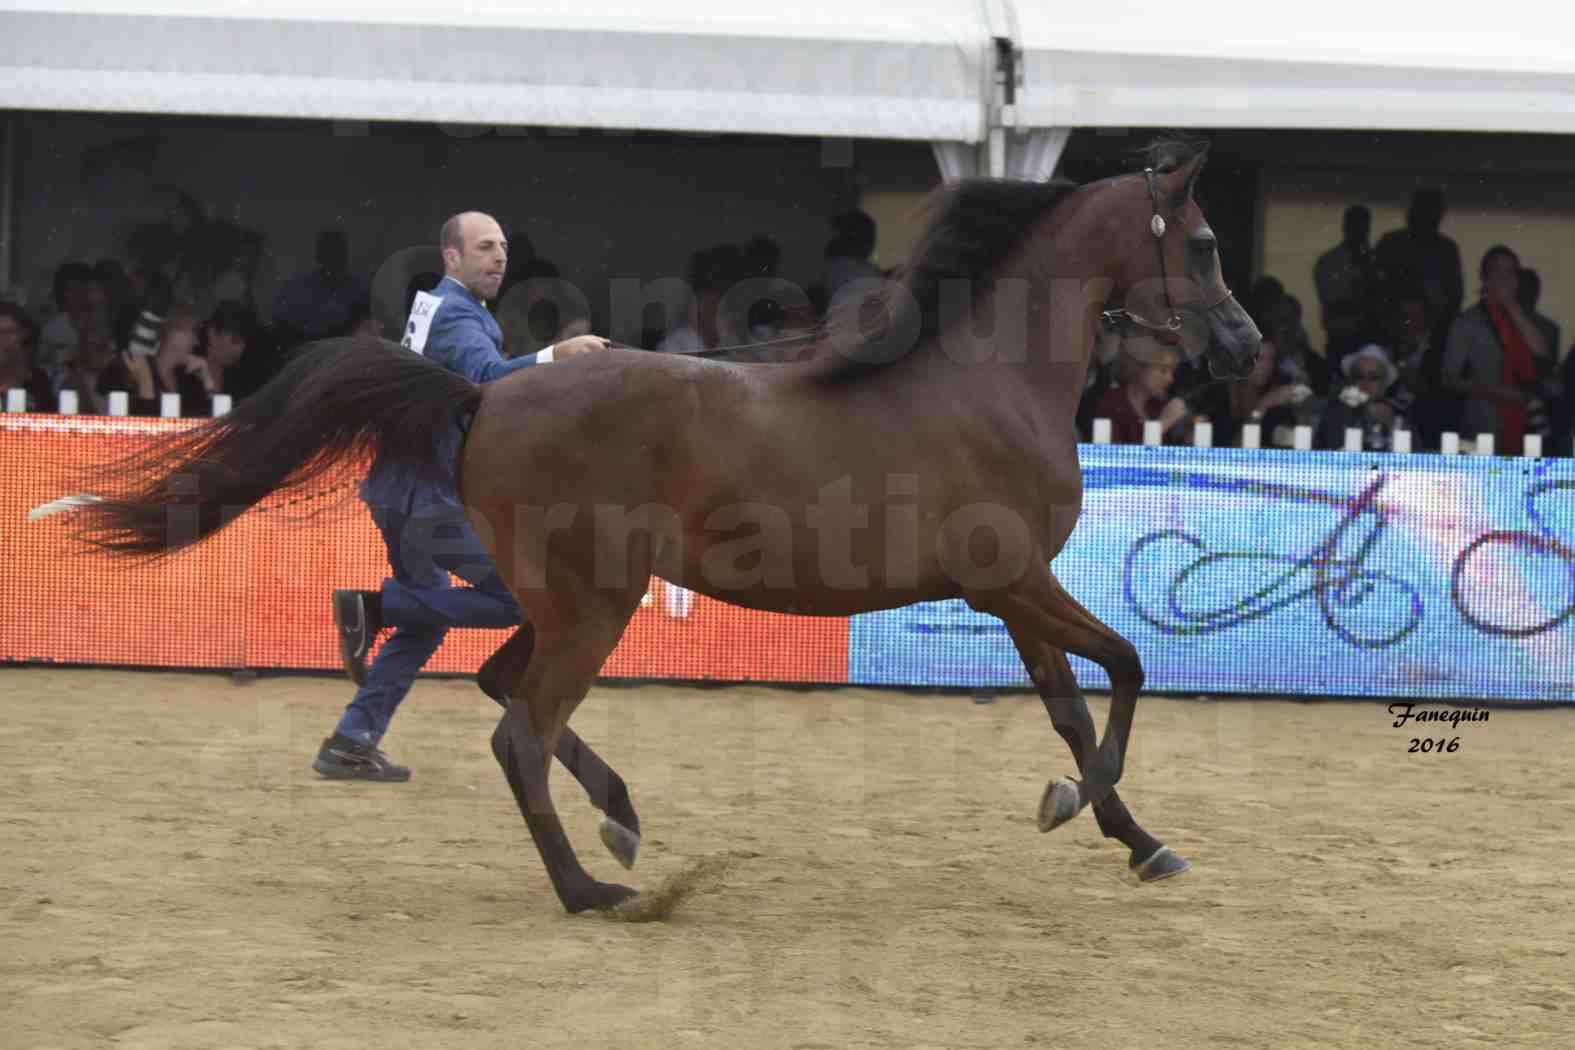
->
xmin=1132 ymin=845 xmax=1192 ymax=883
xmin=1037 ymin=776 xmax=1082 ymax=833
xmin=564 ymin=880 xmax=639 ymax=914
xmin=599 ymin=816 xmax=641 ymax=870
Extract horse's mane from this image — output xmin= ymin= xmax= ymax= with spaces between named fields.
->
xmin=809 ymin=135 xmax=1210 ymax=381
xmin=812 ymin=176 xmax=1076 ymax=381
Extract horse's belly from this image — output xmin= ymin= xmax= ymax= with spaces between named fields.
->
xmin=657 ymin=511 xmax=958 ymax=616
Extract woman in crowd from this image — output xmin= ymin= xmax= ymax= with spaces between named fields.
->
xmin=0 ymin=303 xmax=53 ymax=412
xmin=1441 ymin=245 xmax=1553 ymax=456
xmin=117 ymin=306 xmax=215 ymax=416
xmin=1088 ymin=336 xmax=1202 ymax=445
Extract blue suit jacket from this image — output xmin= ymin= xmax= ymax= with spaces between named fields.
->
xmin=363 ymin=276 xmax=545 ymax=510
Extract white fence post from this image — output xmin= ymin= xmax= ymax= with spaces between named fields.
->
xmin=1142 ymin=420 xmax=1162 ymax=446
xmin=1091 ymin=418 xmax=1111 ymax=444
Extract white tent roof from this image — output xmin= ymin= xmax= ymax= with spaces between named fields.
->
xmin=1010 ymin=1 xmax=1575 ymax=134
xmin=9 ymin=1 xmax=1575 ymax=140
xmin=0 ymin=0 xmax=992 ymax=141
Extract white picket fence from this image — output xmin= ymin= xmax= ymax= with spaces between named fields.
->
xmin=1087 ymin=417 xmax=1551 ymax=459
xmin=4 ymin=388 xmax=232 ymax=418
xmin=0 ymin=390 xmax=1562 ymax=458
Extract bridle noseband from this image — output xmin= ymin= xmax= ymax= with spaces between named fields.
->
xmin=1100 ymin=167 xmax=1236 ymax=338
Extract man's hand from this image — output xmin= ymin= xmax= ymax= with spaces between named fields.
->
xmin=551 ymin=334 xmax=614 ymax=360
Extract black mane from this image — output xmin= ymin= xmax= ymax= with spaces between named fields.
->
xmin=814 ymin=176 xmax=1075 ymax=380
xmin=810 ymin=136 xmax=1212 ymax=380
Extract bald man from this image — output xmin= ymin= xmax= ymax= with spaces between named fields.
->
xmin=314 ymin=212 xmax=608 ymax=782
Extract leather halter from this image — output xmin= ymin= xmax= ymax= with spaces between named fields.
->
xmin=1101 ymin=168 xmax=1236 ymax=337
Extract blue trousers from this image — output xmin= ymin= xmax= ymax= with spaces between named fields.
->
xmin=335 ymin=503 xmax=522 ymax=744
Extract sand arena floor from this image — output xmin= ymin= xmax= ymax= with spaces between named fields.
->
xmin=2 ymin=668 xmax=1573 ymax=1049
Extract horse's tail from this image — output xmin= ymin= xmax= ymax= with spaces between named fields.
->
xmin=71 ymin=336 xmax=481 ymax=558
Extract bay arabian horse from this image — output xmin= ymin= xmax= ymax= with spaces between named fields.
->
xmin=73 ymin=139 xmax=1260 ymax=914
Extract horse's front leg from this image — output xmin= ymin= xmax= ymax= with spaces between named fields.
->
xmin=1008 ymin=629 xmax=1190 ymax=881
xmin=491 ymin=706 xmax=636 ymax=914
xmin=968 ymin=566 xmax=1146 ymax=837
xmin=480 ymin=625 xmax=640 ymax=869
xmin=489 ymin=611 xmax=642 ymax=914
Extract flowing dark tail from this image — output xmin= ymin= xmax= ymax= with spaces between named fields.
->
xmin=72 ymin=337 xmax=481 ymax=558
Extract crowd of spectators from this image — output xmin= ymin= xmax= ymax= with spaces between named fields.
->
xmin=0 ymin=214 xmax=324 ymax=417
xmin=1078 ymin=188 xmax=1572 ymax=455
xmin=11 ymin=185 xmax=1566 ymax=454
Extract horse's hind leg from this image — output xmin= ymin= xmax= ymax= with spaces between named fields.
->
xmin=479 ymin=624 xmax=640 ymax=868
xmin=1009 ymin=631 xmax=1190 ymax=881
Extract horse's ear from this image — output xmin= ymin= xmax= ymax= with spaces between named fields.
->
xmin=1158 ymin=151 xmax=1208 ymax=210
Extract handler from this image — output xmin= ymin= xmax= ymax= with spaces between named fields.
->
xmin=314 ymin=211 xmax=609 ymax=781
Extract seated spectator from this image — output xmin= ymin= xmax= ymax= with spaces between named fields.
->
xmin=1316 ymin=344 xmax=1414 ymax=451
xmin=343 ymin=296 xmax=383 ymax=339
xmin=659 ymin=244 xmax=748 ymax=355
xmin=1442 ymin=245 xmax=1551 ymax=455
xmin=822 ymin=211 xmax=883 ymax=308
xmin=94 ymin=257 xmax=134 ymax=331
xmin=204 ymin=300 xmax=279 ymax=404
xmin=271 ymin=229 xmax=367 ymax=350
xmin=1375 ymin=282 xmax=1453 ymax=450
xmin=38 ymin=262 xmax=109 ymax=384
xmin=1088 ymin=336 xmax=1201 ymax=445
xmin=113 ymin=306 xmax=213 ymax=417
xmin=0 ymin=303 xmax=53 ymax=412
xmin=1245 ymin=275 xmax=1286 ymax=324
xmin=1198 ymin=337 xmax=1311 ymax=448
xmin=1261 ymin=292 xmax=1326 ymax=395
xmin=1076 ymin=323 xmax=1125 ymax=439
xmin=58 ymin=318 xmax=127 ymax=415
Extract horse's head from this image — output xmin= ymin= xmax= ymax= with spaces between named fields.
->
xmin=1103 ymin=140 xmax=1261 ymax=380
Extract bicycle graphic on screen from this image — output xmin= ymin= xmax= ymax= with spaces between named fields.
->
xmin=1119 ymin=470 xmax=1575 ymax=649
